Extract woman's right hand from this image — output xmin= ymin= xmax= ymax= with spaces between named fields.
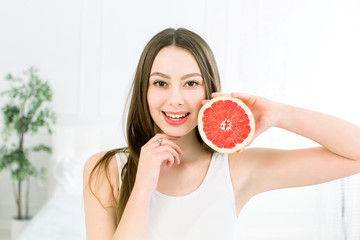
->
xmin=133 ymin=133 xmax=184 ymax=195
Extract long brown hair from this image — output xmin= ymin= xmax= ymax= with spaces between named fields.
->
xmin=88 ymin=28 xmax=221 ymax=224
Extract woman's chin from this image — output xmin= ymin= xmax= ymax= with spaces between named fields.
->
xmin=154 ymin=122 xmax=197 ymax=138
xmin=164 ymin=128 xmax=198 ymax=139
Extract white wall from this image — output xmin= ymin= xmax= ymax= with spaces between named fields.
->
xmin=1 ymin=0 xmax=360 ymax=239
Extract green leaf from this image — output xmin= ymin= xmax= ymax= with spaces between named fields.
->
xmin=2 ymin=103 xmax=19 ymax=116
xmin=5 ymin=74 xmax=13 ymax=80
xmin=31 ymin=144 xmax=52 ymax=154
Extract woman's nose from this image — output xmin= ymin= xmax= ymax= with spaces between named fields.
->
xmin=168 ymin=87 xmax=184 ymax=106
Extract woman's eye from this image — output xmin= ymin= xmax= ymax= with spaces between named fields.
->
xmin=154 ymin=81 xmax=167 ymax=87
xmin=185 ymin=81 xmax=199 ymax=87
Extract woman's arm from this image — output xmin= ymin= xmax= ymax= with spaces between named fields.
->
xmin=83 ymin=152 xmax=119 ymax=240
xmin=225 ymin=92 xmax=360 ymax=194
xmin=83 ymin=153 xmax=150 ymax=240
xmin=277 ymin=103 xmax=360 ymax=161
xmin=112 ymin=186 xmax=152 ymax=240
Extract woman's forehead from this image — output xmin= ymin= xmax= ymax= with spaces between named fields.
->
xmin=150 ymin=46 xmax=201 ymax=77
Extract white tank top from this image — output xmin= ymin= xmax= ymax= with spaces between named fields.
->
xmin=116 ymin=151 xmax=241 ymax=240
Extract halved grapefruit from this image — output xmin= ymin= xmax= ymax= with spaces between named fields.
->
xmin=198 ymin=96 xmax=255 ymax=153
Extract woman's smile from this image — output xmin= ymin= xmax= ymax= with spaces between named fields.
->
xmin=162 ymin=111 xmax=191 ymax=125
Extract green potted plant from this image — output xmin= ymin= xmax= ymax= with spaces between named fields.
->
xmin=0 ymin=66 xmax=56 ymax=239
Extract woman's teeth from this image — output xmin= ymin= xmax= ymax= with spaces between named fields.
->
xmin=164 ymin=112 xmax=189 ymax=120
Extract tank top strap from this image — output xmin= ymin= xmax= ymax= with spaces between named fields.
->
xmin=210 ymin=151 xmax=230 ymax=177
xmin=223 ymin=152 xmax=236 ymax=202
xmin=115 ymin=152 xmax=127 ymax=194
xmin=210 ymin=152 xmax=236 ymax=204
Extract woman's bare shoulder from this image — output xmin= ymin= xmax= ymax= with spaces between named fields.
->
xmin=84 ymin=150 xmax=127 ymax=177
xmin=83 ymin=151 xmax=120 ymax=194
xmin=84 ymin=152 xmax=107 ymax=174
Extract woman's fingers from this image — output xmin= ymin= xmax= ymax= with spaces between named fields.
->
xmin=201 ymin=92 xmax=230 ymax=105
xmin=147 ymin=133 xmax=183 ymax=166
xmin=211 ymin=92 xmax=229 ymax=98
xmin=231 ymin=92 xmax=251 ymax=100
xmin=157 ymin=151 xmax=175 ymax=168
xmin=153 ymin=138 xmax=183 ymax=154
xmin=166 ymin=152 xmax=175 ymax=168
xmin=156 ymin=145 xmax=181 ymax=165
xmin=149 ymin=133 xmax=180 ymax=145
xmin=136 ymin=133 xmax=184 ymax=192
xmin=211 ymin=92 xmax=253 ymax=100
xmin=203 ymin=92 xmax=253 ymax=106
xmin=207 ymin=91 xmax=258 ymax=109
xmin=231 ymin=92 xmax=257 ymax=106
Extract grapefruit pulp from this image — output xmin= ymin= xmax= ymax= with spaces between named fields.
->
xmin=198 ymin=96 xmax=255 ymax=153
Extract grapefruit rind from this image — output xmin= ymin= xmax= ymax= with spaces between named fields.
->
xmin=198 ymin=96 xmax=255 ymax=153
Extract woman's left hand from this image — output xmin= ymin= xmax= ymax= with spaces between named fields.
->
xmin=202 ymin=92 xmax=281 ymax=141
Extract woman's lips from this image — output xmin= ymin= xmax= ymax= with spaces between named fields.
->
xmin=162 ymin=111 xmax=190 ymax=126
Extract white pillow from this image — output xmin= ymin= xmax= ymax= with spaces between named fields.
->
xmin=48 ymin=126 xmax=124 ymax=197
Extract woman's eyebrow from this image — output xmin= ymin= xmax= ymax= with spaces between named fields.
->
xmin=149 ymin=72 xmax=202 ymax=80
xmin=149 ymin=72 xmax=170 ymax=79
xmin=181 ymin=73 xmax=202 ymax=80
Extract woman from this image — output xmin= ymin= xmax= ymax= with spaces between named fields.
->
xmin=83 ymin=28 xmax=360 ymax=240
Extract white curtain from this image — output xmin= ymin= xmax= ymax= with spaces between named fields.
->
xmin=317 ymin=174 xmax=360 ymax=240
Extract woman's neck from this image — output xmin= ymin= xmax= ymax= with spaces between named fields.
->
xmin=172 ymin=129 xmax=210 ymax=164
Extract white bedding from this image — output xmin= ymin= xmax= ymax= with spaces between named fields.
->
xmin=18 ymin=194 xmax=86 ymax=240
xmin=17 ymin=126 xmax=124 ymax=240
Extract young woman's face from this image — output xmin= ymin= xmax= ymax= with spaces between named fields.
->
xmin=147 ymin=46 xmax=206 ymax=137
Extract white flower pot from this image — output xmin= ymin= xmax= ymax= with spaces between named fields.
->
xmin=11 ymin=217 xmax=31 ymax=240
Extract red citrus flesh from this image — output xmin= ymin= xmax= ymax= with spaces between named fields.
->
xmin=198 ymin=96 xmax=255 ymax=153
